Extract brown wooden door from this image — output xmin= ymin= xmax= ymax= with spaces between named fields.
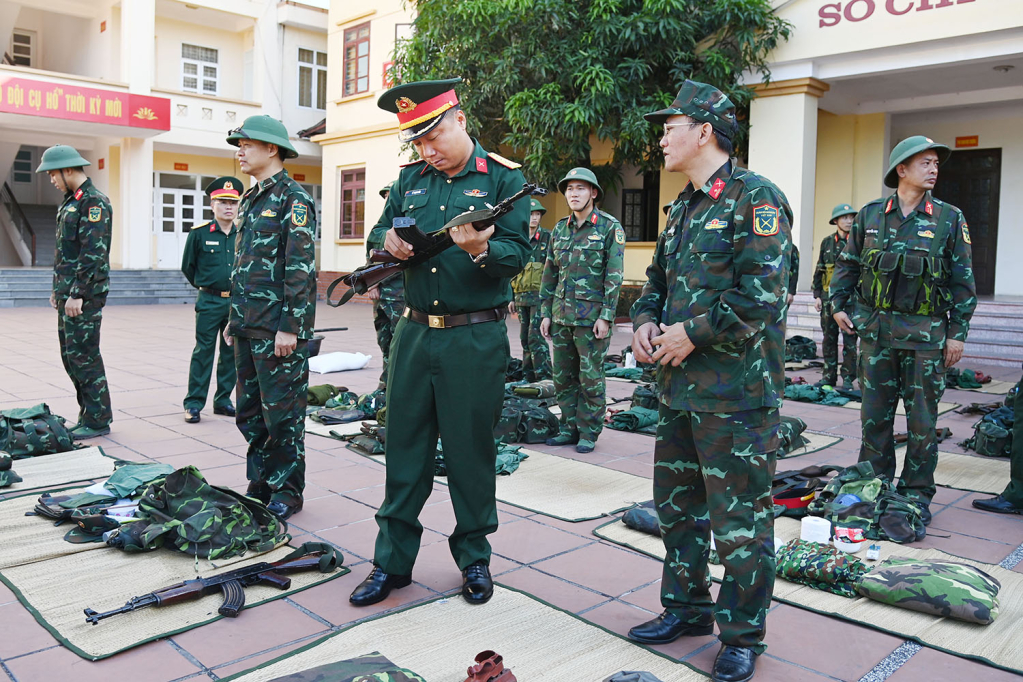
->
xmin=932 ymin=148 xmax=1000 ymax=296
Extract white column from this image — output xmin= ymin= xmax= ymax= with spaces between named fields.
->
xmin=0 ymin=3 xmax=22 ymax=50
xmin=747 ymin=78 xmax=829 ymax=290
xmin=253 ymin=0 xmax=283 ymax=119
xmin=120 ymin=0 xmax=154 ymax=94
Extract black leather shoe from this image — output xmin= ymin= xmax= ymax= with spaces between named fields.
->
xmin=919 ymin=504 xmax=932 ymax=526
xmin=246 ymin=482 xmax=271 ymax=504
xmin=213 ymin=404 xmax=236 ymax=417
xmin=627 ymin=611 xmax=714 ymax=644
xmin=462 ymin=560 xmax=493 ymax=604
xmin=184 ymin=408 xmax=200 ymax=423
xmin=973 ymin=495 xmax=1023 ymax=515
xmin=349 ymin=566 xmax=412 ymax=606
xmin=712 ymin=645 xmax=758 ymax=682
xmin=267 ymin=499 xmax=302 ymax=520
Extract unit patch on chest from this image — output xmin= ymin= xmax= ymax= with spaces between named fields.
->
xmin=463 ymin=189 xmax=488 ymax=197
xmin=752 ymin=204 xmax=779 ymax=236
xmin=260 ymin=209 xmax=277 ymax=218
xmin=705 ymin=218 xmax=728 ymax=230
xmin=917 ymin=230 xmax=935 ymax=239
xmin=405 ymin=188 xmax=427 ymax=197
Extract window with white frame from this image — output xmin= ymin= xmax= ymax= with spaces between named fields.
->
xmin=300 ymin=183 xmax=323 ymax=239
xmin=12 ymin=149 xmax=32 ymax=183
xmin=10 ymin=29 xmax=34 ymax=68
xmin=181 ymin=44 xmax=218 ymax=95
xmin=298 ymin=48 xmax=327 ymax=110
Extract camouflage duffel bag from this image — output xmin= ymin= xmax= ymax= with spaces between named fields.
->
xmin=0 ymin=403 xmax=75 ymax=458
xmin=857 ymin=557 xmax=1001 ymax=624
xmin=973 ymin=421 xmax=1012 ymax=458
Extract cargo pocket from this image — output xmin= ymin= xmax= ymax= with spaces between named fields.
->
xmin=730 ymin=423 xmax=780 ymax=497
xmin=686 ymin=241 xmax=733 ymax=291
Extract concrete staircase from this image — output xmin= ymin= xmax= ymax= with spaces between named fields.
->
xmin=786 ymin=292 xmax=1023 ymax=367
xmin=21 ymin=204 xmax=57 ymax=267
xmin=0 ymin=268 xmax=196 ymax=307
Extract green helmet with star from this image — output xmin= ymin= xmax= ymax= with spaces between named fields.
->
xmin=227 ymin=115 xmax=299 ymax=159
xmin=829 ymin=203 xmax=856 ymax=224
xmin=36 ymin=145 xmax=91 ymax=172
xmin=884 ymin=135 xmax=950 ymax=188
xmin=558 ymin=167 xmax=603 ymax=203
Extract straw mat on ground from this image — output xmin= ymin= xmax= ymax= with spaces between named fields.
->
xmin=778 ymin=432 xmax=843 ymax=459
xmin=953 ymin=380 xmax=1016 ymax=395
xmin=0 ymin=543 xmax=348 ymax=660
xmin=369 ymin=449 xmax=650 ymax=522
xmin=0 ymin=487 xmax=105 ymax=570
xmin=222 ymin=586 xmax=703 ymax=682
xmin=4 ymin=447 xmax=116 ymax=493
xmin=594 ymin=516 xmax=1023 ymax=675
xmin=839 ymin=400 xmax=959 ymax=416
xmin=894 ymin=446 xmax=1008 ymax=495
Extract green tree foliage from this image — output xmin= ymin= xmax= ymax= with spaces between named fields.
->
xmin=394 ymin=0 xmax=791 ymax=190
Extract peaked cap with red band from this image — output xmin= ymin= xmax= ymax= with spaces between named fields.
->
xmin=205 ymin=176 xmax=243 ymax=201
xmin=378 ymin=77 xmax=462 ymax=143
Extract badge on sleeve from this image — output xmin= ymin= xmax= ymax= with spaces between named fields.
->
xmin=292 ymin=202 xmax=308 ymax=227
xmin=615 ymin=226 xmax=625 ymax=245
xmin=88 ymin=206 xmax=102 ymax=222
xmin=752 ymin=204 xmax=779 ymax=236
xmin=962 ymin=223 xmax=971 ymax=245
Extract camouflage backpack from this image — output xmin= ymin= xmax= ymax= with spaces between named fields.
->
xmin=495 ymin=398 xmax=559 ymax=444
xmin=0 ymin=404 xmax=75 ymax=458
xmin=631 ymin=384 xmax=659 ymax=411
xmin=972 ymin=421 xmax=1012 ymax=458
xmin=785 ymin=336 xmax=817 ymax=362
xmin=106 ymin=465 xmax=287 ymax=560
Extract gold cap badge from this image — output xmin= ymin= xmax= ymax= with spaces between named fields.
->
xmin=396 ymin=97 xmax=417 ymax=113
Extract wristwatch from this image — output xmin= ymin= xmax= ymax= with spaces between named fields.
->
xmin=470 ymin=247 xmax=489 ymax=265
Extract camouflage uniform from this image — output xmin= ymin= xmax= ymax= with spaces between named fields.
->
xmin=53 ymin=178 xmax=113 ymax=430
xmin=788 ymin=244 xmax=799 ymax=298
xmin=812 ymin=231 xmax=857 ymax=385
xmin=511 ymin=225 xmax=553 ymax=381
xmin=365 ymin=227 xmax=406 ymax=389
xmin=632 ymin=160 xmax=791 ymax=653
xmin=829 ymin=192 xmax=976 ymax=506
xmin=228 ymin=169 xmax=317 ymax=506
xmin=540 ymin=208 xmax=625 ymax=442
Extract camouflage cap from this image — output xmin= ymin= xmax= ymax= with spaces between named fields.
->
xmin=380 ymin=181 xmax=395 ymax=198
xmin=829 ymin=203 xmax=856 ymax=224
xmin=378 ymin=77 xmax=462 ymax=142
xmin=884 ymin=135 xmax=951 ymax=188
xmin=529 ymin=198 xmax=547 ymax=214
xmin=644 ymin=80 xmax=739 ymax=140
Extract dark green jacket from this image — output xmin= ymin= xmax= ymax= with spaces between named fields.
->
xmin=512 ymin=227 xmax=551 ymax=308
xmin=228 ymin=169 xmax=317 ymax=340
xmin=182 ymin=221 xmax=236 ymax=291
xmin=540 ymin=209 xmax=625 ymax=325
xmin=812 ymin=231 xmax=848 ymax=301
xmin=53 ymin=178 xmax=111 ymax=305
xmin=368 ymin=140 xmax=530 ymax=314
xmin=631 ymin=161 xmax=792 ymax=412
xmin=829 ymin=192 xmax=976 ymax=350
xmin=789 ymin=244 xmax=799 ymax=295
xmin=366 ymin=217 xmax=405 ymax=303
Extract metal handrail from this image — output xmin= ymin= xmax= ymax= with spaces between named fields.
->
xmin=1 ymin=181 xmax=36 ymax=266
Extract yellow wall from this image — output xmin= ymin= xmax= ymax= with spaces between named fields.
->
xmin=154 ymin=17 xmax=249 ymax=101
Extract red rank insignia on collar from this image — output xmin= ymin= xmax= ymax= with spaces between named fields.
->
xmin=475 ymin=157 xmax=488 ymax=173
xmin=708 ymin=178 xmax=726 ymax=200
xmin=74 ymin=188 xmax=83 ymax=200
xmin=886 ymin=198 xmax=894 ymax=213
xmin=924 ymin=200 xmax=933 ymax=216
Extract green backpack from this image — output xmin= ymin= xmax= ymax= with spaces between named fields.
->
xmin=495 ymin=398 xmax=559 ymax=444
xmin=631 ymin=384 xmax=660 ymax=411
xmin=973 ymin=421 xmax=1012 ymax=458
xmin=0 ymin=404 xmax=75 ymax=458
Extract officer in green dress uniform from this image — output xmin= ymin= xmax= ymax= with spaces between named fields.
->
xmin=37 ymin=145 xmax=113 ymax=439
xmin=628 ymin=81 xmax=792 ymax=682
xmin=539 ymin=168 xmax=625 ymax=453
xmin=222 ymin=116 xmax=317 ymax=521
xmin=367 ymin=180 xmax=406 ymax=390
xmin=348 ymin=78 xmax=530 ymax=607
xmin=509 ymin=197 xmax=553 ymax=382
xmin=812 ymin=203 xmax=858 ymax=388
xmin=830 ymin=136 xmax=976 ymax=523
xmin=180 ymin=176 xmax=242 ymax=423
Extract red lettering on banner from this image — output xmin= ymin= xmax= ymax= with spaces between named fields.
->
xmin=844 ymin=0 xmax=876 ymax=21
xmin=885 ymin=0 xmax=913 ymax=15
xmin=819 ymin=2 xmax=842 ymax=26
xmin=0 ymin=76 xmax=170 ymax=130
xmin=821 ymin=0 xmax=975 ymax=27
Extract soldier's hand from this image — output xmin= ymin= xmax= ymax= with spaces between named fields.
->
xmin=49 ymin=293 xmax=57 ymax=310
xmin=367 ymin=287 xmax=381 ymax=302
xmin=593 ymin=318 xmax=611 ymax=340
xmin=384 ymin=229 xmax=414 ymax=261
xmin=508 ymin=301 xmax=516 ymax=315
xmin=540 ymin=317 xmax=552 ymax=340
xmin=786 ymin=293 xmax=795 ymax=307
xmin=945 ymin=339 xmax=965 ymax=368
xmin=814 ymin=297 xmax=823 ymax=313
xmin=632 ymin=322 xmax=661 ymax=364
xmin=833 ymin=311 xmax=856 ymax=335
xmin=275 ymin=331 xmax=298 ymax=358
xmin=64 ymin=297 xmax=84 ymax=318
xmin=223 ymin=328 xmax=234 ymax=347
xmin=450 ymin=222 xmax=494 ymax=258
xmin=651 ymin=322 xmax=695 ymax=367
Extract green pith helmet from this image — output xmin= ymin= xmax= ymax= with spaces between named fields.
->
xmin=558 ymin=167 xmax=603 ymax=203
xmin=226 ymin=115 xmax=299 ymax=159
xmin=529 ymin=198 xmax=547 ymax=215
xmin=380 ymin=181 xmax=395 ymax=199
xmin=829 ymin=203 xmax=856 ymax=224
xmin=36 ymin=145 xmax=90 ymax=172
xmin=884 ymin=135 xmax=951 ymax=188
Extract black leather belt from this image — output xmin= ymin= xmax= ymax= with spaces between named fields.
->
xmin=403 ymin=306 xmax=506 ymax=329
xmin=200 ymin=287 xmax=231 ymax=298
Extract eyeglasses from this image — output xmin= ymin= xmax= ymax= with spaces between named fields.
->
xmin=227 ymin=127 xmax=248 ymax=138
xmin=663 ymin=122 xmax=701 ymax=137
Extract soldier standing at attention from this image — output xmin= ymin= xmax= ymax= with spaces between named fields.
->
xmin=628 ymin=81 xmax=791 ymax=682
xmin=222 ymin=116 xmax=317 ymax=521
xmin=180 ymin=177 xmax=242 ymax=423
xmin=811 ymin=204 xmax=858 ymax=388
xmin=37 ymin=145 xmax=113 ymax=440
xmin=830 ymin=136 xmax=976 ymax=524
xmin=348 ymin=78 xmax=529 ymax=608
xmin=509 ymin=198 xmax=553 ymax=382
xmin=539 ymin=168 xmax=625 ymax=454
xmin=366 ymin=181 xmax=405 ymax=390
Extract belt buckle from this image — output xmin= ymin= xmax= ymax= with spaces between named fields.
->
xmin=428 ymin=314 xmax=445 ymax=329
xmin=220 ymin=291 xmax=230 ymax=298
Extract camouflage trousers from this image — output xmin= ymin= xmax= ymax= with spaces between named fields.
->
xmin=654 ymin=404 xmax=779 ymax=652
xmin=373 ymin=296 xmax=404 ymax=388
xmin=820 ymin=306 xmax=857 ymax=385
xmin=517 ymin=304 xmax=552 ymax=381
xmin=1003 ymin=374 xmax=1023 ymax=506
xmin=857 ymin=340 xmax=945 ymax=505
xmin=57 ymin=305 xmax=112 ymax=429
xmin=550 ymin=322 xmax=609 ymax=441
xmin=234 ymin=336 xmax=309 ymax=505
xmin=184 ymin=291 xmax=235 ymax=411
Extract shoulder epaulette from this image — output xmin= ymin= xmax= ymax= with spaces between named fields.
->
xmin=487 ymin=152 xmax=521 ymax=169
xmin=190 ymin=221 xmax=210 ymax=230
xmin=399 ymin=158 xmax=426 ymax=168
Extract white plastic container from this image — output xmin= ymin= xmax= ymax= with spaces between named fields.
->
xmin=800 ymin=516 xmax=831 ymax=544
